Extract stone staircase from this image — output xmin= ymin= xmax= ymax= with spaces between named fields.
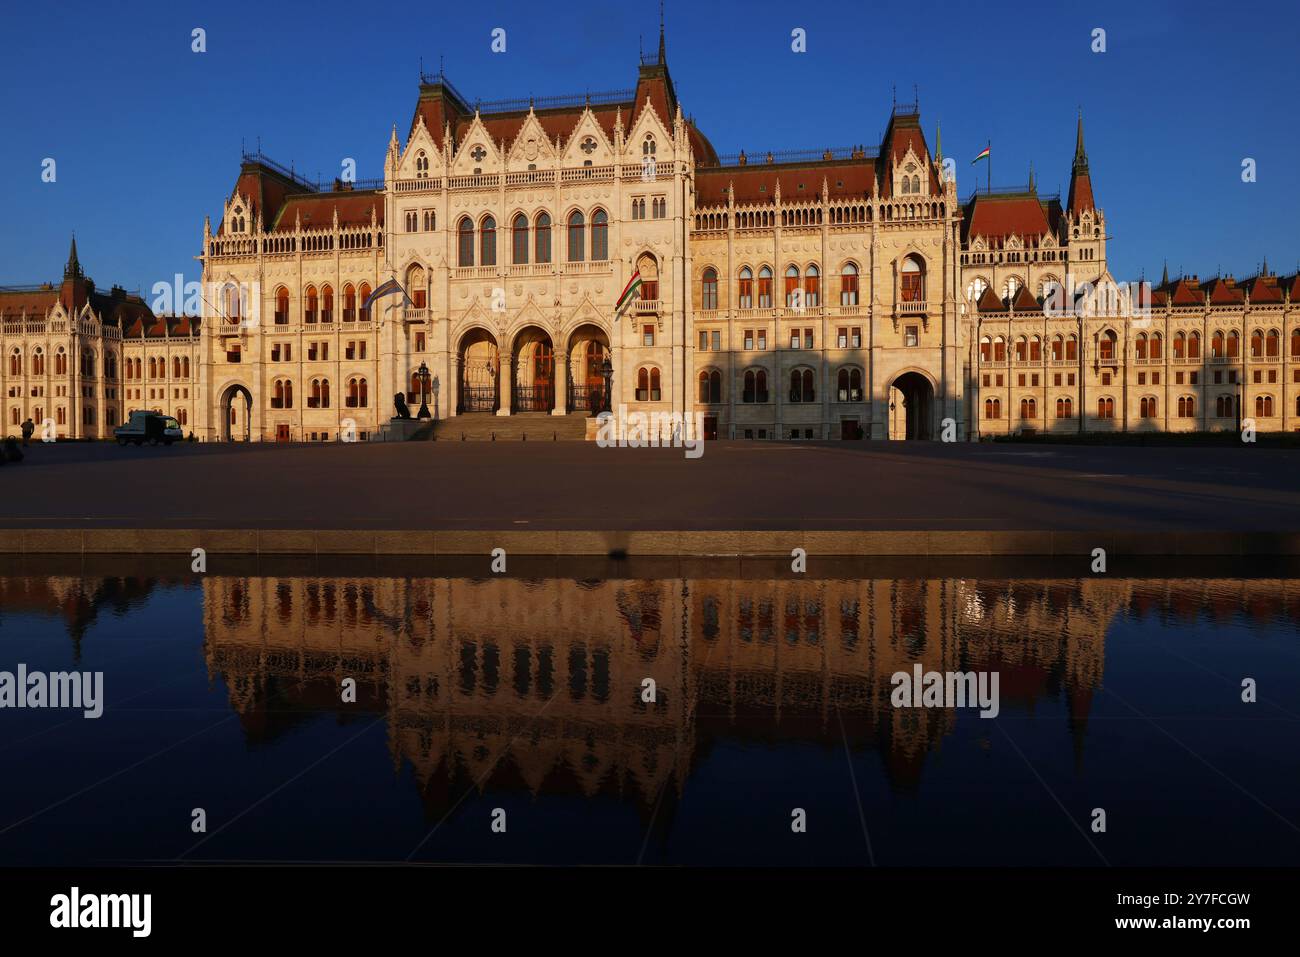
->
xmin=428 ymin=412 xmax=591 ymax=441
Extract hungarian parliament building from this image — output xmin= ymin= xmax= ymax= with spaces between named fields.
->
xmin=3 ymin=37 xmax=1298 ymax=442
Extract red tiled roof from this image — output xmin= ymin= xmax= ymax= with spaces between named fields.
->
xmin=1168 ymin=278 xmax=1203 ymax=306
xmin=1068 ymin=170 xmax=1094 ymax=213
xmin=1240 ymin=275 xmax=1282 ymax=303
xmin=964 ymin=193 xmax=1054 ymax=245
xmin=695 ymin=159 xmax=875 ymax=206
xmin=270 ymin=191 xmax=383 ymax=232
xmin=0 ymin=287 xmax=58 ymax=320
xmin=976 ymin=285 xmax=1009 ymax=312
xmin=1011 ymin=285 xmax=1040 ymax=311
xmin=1204 ymin=278 xmax=1244 ymax=305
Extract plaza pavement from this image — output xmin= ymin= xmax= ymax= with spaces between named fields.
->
xmin=1 ymin=439 xmax=1298 ymax=557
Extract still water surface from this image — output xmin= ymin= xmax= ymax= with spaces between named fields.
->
xmin=1 ymin=572 xmax=1298 ymax=866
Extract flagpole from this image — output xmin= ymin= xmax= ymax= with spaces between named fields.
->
xmin=987 ymin=139 xmax=991 ymax=194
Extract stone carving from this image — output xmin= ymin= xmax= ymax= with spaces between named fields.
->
xmin=393 ymin=393 xmax=411 ymax=419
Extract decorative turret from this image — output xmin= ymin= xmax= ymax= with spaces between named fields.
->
xmin=64 ymin=234 xmax=83 ymax=280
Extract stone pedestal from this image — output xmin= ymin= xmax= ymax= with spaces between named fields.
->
xmin=382 ymin=417 xmax=426 ymax=442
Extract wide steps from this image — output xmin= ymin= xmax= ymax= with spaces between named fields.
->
xmin=429 ymin=413 xmax=590 ymax=441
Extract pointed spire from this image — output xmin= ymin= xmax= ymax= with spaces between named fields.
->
xmin=1161 ymin=260 xmax=1169 ymax=286
xmin=934 ymin=122 xmax=942 ymax=165
xmin=64 ymin=234 xmax=83 ymax=279
xmin=1073 ymin=108 xmax=1088 ymax=171
xmin=658 ymin=0 xmax=666 ymax=64
xmin=1028 ymin=161 xmax=1035 ymax=193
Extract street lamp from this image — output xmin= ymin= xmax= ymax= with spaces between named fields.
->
xmin=600 ymin=356 xmax=613 ymax=414
xmin=416 ymin=361 xmax=432 ymax=419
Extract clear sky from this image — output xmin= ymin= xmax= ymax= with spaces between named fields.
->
xmin=1 ymin=0 xmax=1296 ymax=296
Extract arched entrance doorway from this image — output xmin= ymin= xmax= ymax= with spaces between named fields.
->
xmin=888 ymin=371 xmax=934 ymax=440
xmin=512 ymin=326 xmax=554 ymax=413
xmin=457 ymin=329 xmax=499 ymax=413
xmin=567 ymin=323 xmax=609 ymax=412
xmin=221 ymin=383 xmax=253 ymax=441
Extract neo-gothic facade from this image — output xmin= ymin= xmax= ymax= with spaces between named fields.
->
xmin=5 ymin=37 xmax=1299 ymax=442
xmin=0 ymin=239 xmax=200 ymax=439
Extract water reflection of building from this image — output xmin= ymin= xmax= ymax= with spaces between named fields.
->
xmin=197 ymin=576 xmax=1300 ymax=804
xmin=0 ymin=575 xmax=166 ymax=657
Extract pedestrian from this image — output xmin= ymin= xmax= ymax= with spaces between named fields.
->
xmin=20 ymin=417 xmax=35 ymax=447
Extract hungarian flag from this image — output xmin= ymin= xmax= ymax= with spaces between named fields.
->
xmin=615 ymin=270 xmax=642 ymax=315
xmin=363 ymin=276 xmax=411 ymax=312
xmin=971 ymin=145 xmax=990 ymax=165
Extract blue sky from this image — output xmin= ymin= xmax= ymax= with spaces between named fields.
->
xmin=1 ymin=0 xmax=1296 ymax=295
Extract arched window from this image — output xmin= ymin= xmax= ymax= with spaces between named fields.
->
xmin=148 ymin=357 xmax=156 ymax=379
xmin=358 ymin=283 xmax=372 ymax=322
xmin=789 ymin=368 xmax=807 ymax=402
xmin=841 ymin=263 xmax=859 ymax=306
xmin=757 ymin=267 xmax=773 ymax=308
xmin=310 ymin=378 xmax=331 ymax=409
xmin=980 ymin=336 xmax=992 ymax=363
xmin=1056 ymin=397 xmax=1073 ymax=419
xmin=404 ymin=265 xmax=426 ymax=309
xmin=591 ymin=209 xmax=608 ymax=261
xmin=458 ymin=218 xmax=474 ymax=267
xmin=1149 ymin=333 xmax=1162 ymax=360
xmin=480 ymin=216 xmax=496 ymax=266
xmin=32 ymin=348 xmax=44 ymax=376
xmin=1292 ymin=329 xmax=1300 ymax=359
xmin=275 ymin=287 xmax=290 ymax=324
xmin=701 ymin=268 xmax=718 ymax=311
xmin=642 ymin=135 xmax=656 ymax=156
xmin=1097 ymin=396 xmax=1115 ymax=419
xmin=1212 ymin=331 xmax=1226 ymax=358
xmin=1187 ymin=331 xmax=1201 ymax=359
xmin=784 ymin=265 xmax=801 ymax=307
xmin=1227 ymin=330 xmax=1240 ymax=357
xmin=1099 ymin=330 xmax=1118 ymax=361
xmin=738 ymin=267 xmax=754 ymax=309
xmin=805 ymin=265 xmax=820 ymax=307
xmin=343 ymin=284 xmax=357 ymax=322
xmin=966 ymin=276 xmax=988 ymax=303
xmin=535 ymin=212 xmax=552 ymax=263
xmin=1266 ymin=329 xmax=1280 ymax=357
xmin=1020 ymin=397 xmax=1036 ymax=419
xmin=1140 ymin=395 xmax=1157 ymax=418
xmin=305 ymin=285 xmax=318 ymax=323
xmin=272 ymin=379 xmax=293 ymax=409
xmin=173 ymin=357 xmax=181 ymax=379
xmin=415 ymin=150 xmax=429 ymax=177
xmin=836 ymin=367 xmax=863 ymax=402
xmin=742 ymin=369 xmax=769 ymax=403
xmin=347 ymin=377 xmax=368 ymax=408
xmin=635 ymin=367 xmax=662 ymax=402
xmin=512 ymin=214 xmax=529 ymax=265
xmin=1180 ymin=395 xmax=1197 ymax=418
xmin=1066 ymin=334 xmax=1078 ymax=360
xmin=698 ymin=369 xmax=722 ymax=404
xmin=984 ymin=397 xmax=1001 ymax=419
xmin=1251 ymin=329 xmax=1264 ymax=358
xmin=183 ymin=357 xmax=190 ymax=378
xmin=1029 ymin=336 xmax=1042 ymax=361
xmin=1015 ymin=336 xmax=1028 ymax=362
xmin=900 ymin=255 xmax=925 ymax=302
xmin=1135 ymin=333 xmax=1148 ymax=360
xmin=321 ymin=285 xmax=334 ymax=323
xmin=1173 ymin=332 xmax=1186 ymax=359
xmin=1256 ymin=394 xmax=1274 ymax=417
xmin=567 ymin=211 xmax=585 ymax=262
